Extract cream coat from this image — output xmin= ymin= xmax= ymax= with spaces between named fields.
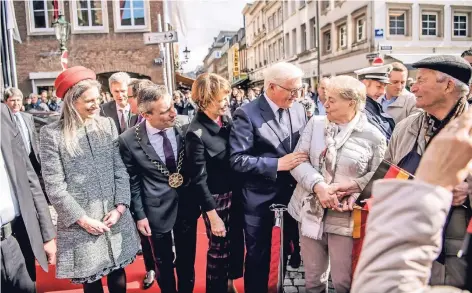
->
xmin=378 ymin=90 xmax=421 ymax=124
xmin=289 ymin=113 xmax=386 ymax=236
xmin=351 ymin=180 xmax=467 ymax=293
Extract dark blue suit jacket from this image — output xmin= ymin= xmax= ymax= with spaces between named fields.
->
xmin=364 ymin=96 xmax=395 ymax=141
xmin=229 ymin=96 xmax=307 ymax=217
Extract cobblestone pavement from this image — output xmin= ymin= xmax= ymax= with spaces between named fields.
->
xmin=284 ymin=257 xmax=336 ymax=293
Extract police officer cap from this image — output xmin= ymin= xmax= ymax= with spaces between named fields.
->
xmin=412 ymin=55 xmax=472 ymax=85
xmin=354 ymin=64 xmax=393 ymax=84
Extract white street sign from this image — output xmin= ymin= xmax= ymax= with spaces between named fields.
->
xmin=143 ymin=31 xmax=178 ymax=45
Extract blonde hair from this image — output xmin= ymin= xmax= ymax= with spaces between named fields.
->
xmin=327 ymin=75 xmax=367 ymax=111
xmin=61 ymin=79 xmax=104 ymax=156
xmin=192 ymin=73 xmax=231 ymax=110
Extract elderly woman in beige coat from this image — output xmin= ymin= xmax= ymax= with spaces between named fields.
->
xmin=40 ymin=67 xmax=139 ymax=293
xmin=288 ymin=75 xmax=387 ymax=293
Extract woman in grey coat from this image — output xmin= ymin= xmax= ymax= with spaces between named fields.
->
xmin=40 ymin=67 xmax=139 ymax=293
xmin=288 ymin=75 xmax=387 ymax=293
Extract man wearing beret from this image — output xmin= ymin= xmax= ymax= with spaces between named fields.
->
xmin=355 ymin=64 xmax=396 ymax=140
xmin=385 ymin=55 xmax=472 ymax=288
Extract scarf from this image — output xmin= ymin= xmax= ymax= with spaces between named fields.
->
xmin=425 ymin=97 xmax=468 ymax=146
xmin=300 ymin=112 xmax=362 ymax=240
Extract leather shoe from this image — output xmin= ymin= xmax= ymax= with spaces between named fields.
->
xmin=288 ymin=252 xmax=301 ymax=269
xmin=143 ymin=270 xmax=156 ymax=290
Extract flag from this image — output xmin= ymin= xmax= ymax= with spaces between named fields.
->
xmin=164 ymin=1 xmax=187 ymax=37
xmin=5 ymin=0 xmax=21 ymax=43
xmin=352 ymin=160 xmax=414 ymax=276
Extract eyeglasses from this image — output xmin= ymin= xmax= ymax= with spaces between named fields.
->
xmin=273 ymin=84 xmax=303 ymax=96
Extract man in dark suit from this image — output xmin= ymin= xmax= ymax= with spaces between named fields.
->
xmin=4 ymin=88 xmax=43 ymax=186
xmin=100 ymin=72 xmax=132 ymax=134
xmin=1 ymin=103 xmax=56 ymax=293
xmin=229 ymin=62 xmax=308 ymax=293
xmin=119 ymin=85 xmax=199 ymax=293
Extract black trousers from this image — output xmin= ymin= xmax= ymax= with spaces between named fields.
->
xmin=243 ymin=211 xmax=298 ymax=293
xmin=150 ymin=215 xmax=197 ymax=293
xmin=1 ymin=220 xmax=36 ymax=293
xmin=139 ymin=233 xmax=156 ymax=272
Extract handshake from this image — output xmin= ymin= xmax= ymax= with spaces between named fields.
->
xmin=313 ymin=181 xmax=361 ymax=212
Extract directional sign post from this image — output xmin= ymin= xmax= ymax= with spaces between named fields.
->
xmin=143 ymin=31 xmax=178 ymax=45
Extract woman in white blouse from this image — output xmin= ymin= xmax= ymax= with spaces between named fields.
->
xmin=288 ymin=75 xmax=387 ymax=293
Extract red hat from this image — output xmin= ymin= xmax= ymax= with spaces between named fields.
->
xmin=55 ymin=66 xmax=96 ymax=99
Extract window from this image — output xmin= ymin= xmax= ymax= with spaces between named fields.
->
xmin=310 ymin=17 xmax=317 ymax=48
xmin=275 ymin=42 xmax=279 ymax=60
xmin=271 ymin=44 xmax=275 ymax=62
xmin=273 ymin=12 xmax=277 ymax=29
xmin=291 ymin=1 xmax=296 ymax=15
xmin=26 ymin=0 xmax=63 ymax=34
xmin=279 ymin=38 xmax=284 ymax=60
xmin=285 ymin=33 xmax=290 ymax=57
xmin=356 ymin=17 xmax=366 ymax=41
xmin=389 ymin=11 xmax=406 ymax=35
xmin=338 ymin=24 xmax=347 ymax=48
xmin=268 ymin=44 xmax=272 ymax=63
xmin=301 ymin=24 xmax=307 ymax=52
xmin=323 ymin=30 xmax=331 ymax=52
xmin=453 ymin=13 xmax=468 ymax=37
xmin=71 ymin=0 xmax=108 ymax=33
xmin=278 ymin=7 xmax=283 ymax=25
xmin=284 ymin=1 xmax=289 ymax=20
xmin=113 ymin=0 xmax=150 ymax=32
xmin=421 ymin=12 xmax=438 ymax=36
xmin=299 ymin=0 xmax=306 ymax=9
xmin=321 ymin=1 xmax=330 ymax=12
xmin=268 ymin=16 xmax=273 ymax=31
xmin=292 ymin=28 xmax=297 ymax=55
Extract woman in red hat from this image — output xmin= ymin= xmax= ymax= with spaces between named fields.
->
xmin=39 ymin=66 xmax=140 ymax=293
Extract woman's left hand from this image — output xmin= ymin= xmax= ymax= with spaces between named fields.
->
xmin=103 ymin=209 xmax=122 ymax=228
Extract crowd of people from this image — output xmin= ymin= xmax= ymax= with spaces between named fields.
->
xmin=1 ymin=48 xmax=472 ymax=293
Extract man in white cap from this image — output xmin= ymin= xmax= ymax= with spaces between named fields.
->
xmin=355 ymin=64 xmax=396 ymax=140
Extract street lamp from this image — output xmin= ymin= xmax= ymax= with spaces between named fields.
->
xmin=183 ymin=46 xmax=191 ymax=60
xmin=52 ymin=14 xmax=71 ymax=53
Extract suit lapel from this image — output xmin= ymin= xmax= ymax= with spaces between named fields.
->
xmin=108 ymin=102 xmax=121 ymax=133
xmin=136 ymin=121 xmax=166 ymax=166
xmin=174 ymin=125 xmax=184 ymax=153
xmin=259 ymin=97 xmax=290 ymax=153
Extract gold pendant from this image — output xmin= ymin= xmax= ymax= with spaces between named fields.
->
xmin=169 ymin=173 xmax=184 ymax=188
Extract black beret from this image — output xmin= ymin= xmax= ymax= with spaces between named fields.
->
xmin=412 ymin=55 xmax=472 ymax=85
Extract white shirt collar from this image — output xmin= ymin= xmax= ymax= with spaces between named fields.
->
xmin=264 ymin=93 xmax=282 ymax=115
xmin=116 ymin=103 xmax=130 ymax=112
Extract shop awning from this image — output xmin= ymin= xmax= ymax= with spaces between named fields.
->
xmin=231 ymin=76 xmax=249 ymax=87
xmin=175 ymin=73 xmax=195 ymax=88
xmin=386 ymin=53 xmax=461 ymax=65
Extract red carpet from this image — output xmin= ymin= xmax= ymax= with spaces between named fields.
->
xmin=37 ymin=217 xmax=245 ymax=293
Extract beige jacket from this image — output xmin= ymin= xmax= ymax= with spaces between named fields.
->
xmin=351 ymin=179 xmax=467 ymax=293
xmin=379 ymin=90 xmax=421 ymax=124
xmin=385 ymin=110 xmax=470 ymax=287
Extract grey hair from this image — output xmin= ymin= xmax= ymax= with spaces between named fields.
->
xmin=137 ymin=85 xmax=169 ymax=114
xmin=436 ymin=72 xmax=470 ymax=98
xmin=264 ymin=62 xmax=304 ymax=90
xmin=327 ymin=75 xmax=367 ymax=111
xmin=4 ymin=87 xmax=23 ymax=101
xmin=318 ymin=77 xmax=331 ymax=88
xmin=61 ymin=79 xmax=104 ymax=156
xmin=28 ymin=93 xmax=37 ymax=99
xmin=109 ymin=72 xmax=131 ymax=88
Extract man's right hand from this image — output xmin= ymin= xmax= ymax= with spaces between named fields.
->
xmin=278 ymin=151 xmax=309 ymax=171
xmin=137 ymin=218 xmax=152 ymax=236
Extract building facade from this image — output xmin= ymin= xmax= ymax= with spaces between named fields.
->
xmin=202 ymin=31 xmax=238 ymax=76
xmin=13 ymin=0 xmax=169 ymax=95
xmin=241 ymin=0 xmax=472 ymax=88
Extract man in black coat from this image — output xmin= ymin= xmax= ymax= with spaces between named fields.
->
xmin=119 ymin=85 xmax=199 ymax=293
xmin=229 ymin=62 xmax=308 ymax=293
xmin=1 ymin=103 xmax=56 ymax=293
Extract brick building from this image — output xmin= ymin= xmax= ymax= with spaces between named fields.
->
xmin=13 ymin=0 xmax=165 ymax=95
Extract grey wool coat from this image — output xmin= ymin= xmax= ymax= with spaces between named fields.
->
xmin=40 ymin=116 xmax=139 ymax=280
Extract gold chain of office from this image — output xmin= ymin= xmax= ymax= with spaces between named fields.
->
xmin=135 ymin=124 xmax=185 ymax=188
